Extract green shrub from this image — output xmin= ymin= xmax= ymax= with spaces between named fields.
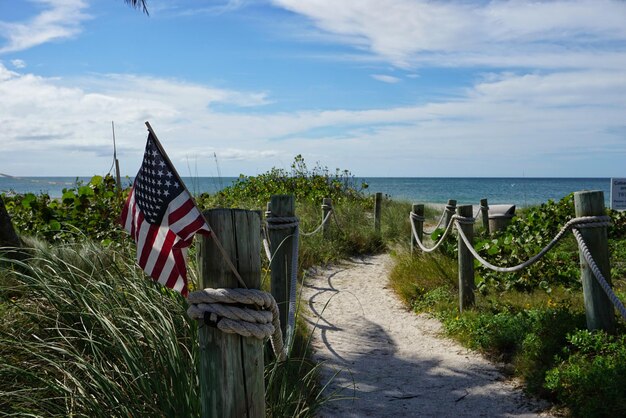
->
xmin=2 ymin=175 xmax=126 ymax=244
xmin=545 ymin=330 xmax=626 ymax=417
xmin=474 ymin=194 xmax=580 ymax=292
xmin=199 ymin=155 xmax=368 ymax=208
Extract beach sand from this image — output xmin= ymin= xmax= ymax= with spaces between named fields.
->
xmin=301 ymin=254 xmax=554 ymax=417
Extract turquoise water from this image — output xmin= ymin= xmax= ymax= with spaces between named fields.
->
xmin=362 ymin=177 xmax=611 ymax=207
xmin=0 ymin=176 xmax=611 ymax=207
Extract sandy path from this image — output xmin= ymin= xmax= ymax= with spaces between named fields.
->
xmin=301 ymin=254 xmax=553 ymax=418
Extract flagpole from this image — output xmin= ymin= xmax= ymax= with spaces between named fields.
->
xmin=144 ymin=121 xmax=248 ymax=289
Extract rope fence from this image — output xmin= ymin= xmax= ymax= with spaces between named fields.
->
xmin=409 ymin=192 xmax=625 ymax=328
xmin=186 ymin=190 xmax=622 ymax=387
xmin=262 ymin=199 xmax=335 ymax=353
xmin=422 ymin=202 xmax=456 ymax=235
xmin=181 ymin=192 xmax=620 ymax=415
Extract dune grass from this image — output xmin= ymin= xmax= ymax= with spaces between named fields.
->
xmin=0 ymin=238 xmax=337 ymax=417
xmin=0 ymin=240 xmax=199 ymax=417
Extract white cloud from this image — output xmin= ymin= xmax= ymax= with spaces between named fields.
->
xmin=149 ymin=0 xmax=248 ymax=16
xmin=272 ymin=0 xmax=626 ymax=70
xmin=10 ymin=59 xmax=26 ymax=69
xmin=371 ymin=74 xmax=400 ymax=84
xmin=0 ymin=0 xmax=90 ymax=54
xmin=1 ymin=63 xmax=625 ymax=177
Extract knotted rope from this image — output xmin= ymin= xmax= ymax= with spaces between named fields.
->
xmin=187 ymin=288 xmax=286 ymax=360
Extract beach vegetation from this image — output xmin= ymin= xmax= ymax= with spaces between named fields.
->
xmin=5 ymin=161 xmax=625 ymax=416
xmin=389 ymin=193 xmax=626 ymax=417
xmin=0 ymin=157 xmax=388 ymax=417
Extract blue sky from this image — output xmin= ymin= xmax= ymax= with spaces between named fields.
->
xmin=1 ymin=0 xmax=625 ymax=177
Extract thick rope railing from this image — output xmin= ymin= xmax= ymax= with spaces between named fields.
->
xmin=572 ymin=229 xmax=626 ymax=321
xmin=187 ymin=288 xmax=286 ymax=360
xmin=414 ymin=210 xmax=625 ymax=320
xmin=300 ymin=209 xmax=333 ymax=237
xmin=474 ymin=203 xmax=488 ymax=221
xmin=422 ymin=204 xmax=455 ymax=235
xmin=454 ymin=215 xmax=611 ymax=273
xmin=409 ymin=210 xmax=457 ymax=253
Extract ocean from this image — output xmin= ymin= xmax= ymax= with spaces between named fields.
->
xmin=0 ymin=175 xmax=612 ymax=208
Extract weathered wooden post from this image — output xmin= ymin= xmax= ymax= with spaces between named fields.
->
xmin=0 ymin=197 xmax=21 ymax=249
xmin=480 ymin=198 xmax=490 ymax=235
xmin=374 ymin=192 xmax=382 ymax=234
xmin=457 ymin=205 xmax=475 ymax=311
xmin=197 ymin=209 xmax=265 ymax=418
xmin=267 ymin=194 xmax=295 ymax=336
xmin=444 ymin=199 xmax=457 ymax=229
xmin=322 ymin=197 xmax=332 ymax=239
xmin=411 ymin=204 xmax=424 ymax=253
xmin=574 ymin=191 xmax=616 ymax=333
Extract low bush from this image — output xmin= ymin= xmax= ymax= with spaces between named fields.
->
xmin=199 ymin=155 xmax=368 ymax=208
xmin=545 ymin=330 xmax=626 ymax=417
xmin=2 ymin=175 xmax=126 ymax=244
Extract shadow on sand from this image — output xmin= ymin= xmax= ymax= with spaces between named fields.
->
xmin=302 ymin=261 xmax=549 ymax=418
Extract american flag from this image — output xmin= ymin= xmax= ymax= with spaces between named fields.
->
xmin=121 ymin=130 xmax=210 ymax=296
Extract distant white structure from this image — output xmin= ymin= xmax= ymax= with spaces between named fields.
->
xmin=610 ymin=178 xmax=626 ymax=211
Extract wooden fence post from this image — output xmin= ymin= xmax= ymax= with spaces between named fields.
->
xmin=0 ymin=196 xmax=21 ymax=249
xmin=574 ymin=191 xmax=616 ymax=333
xmin=267 ymin=194 xmax=295 ymax=337
xmin=322 ymin=198 xmax=332 ymax=239
xmin=444 ymin=199 xmax=457 ymax=229
xmin=197 ymin=209 xmax=264 ymax=418
xmin=480 ymin=198 xmax=490 ymax=235
xmin=374 ymin=192 xmax=383 ymax=234
xmin=411 ymin=204 xmax=424 ymax=253
xmin=457 ymin=205 xmax=475 ymax=312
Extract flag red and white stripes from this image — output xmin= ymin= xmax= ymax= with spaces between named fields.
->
xmin=121 ymin=131 xmax=210 ymax=296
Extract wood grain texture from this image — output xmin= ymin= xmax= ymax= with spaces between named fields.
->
xmin=574 ymin=191 xmax=616 ymax=333
xmin=197 ymin=209 xmax=264 ymax=418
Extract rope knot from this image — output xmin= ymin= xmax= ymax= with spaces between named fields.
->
xmin=568 ymin=215 xmax=612 ymax=230
xmin=410 ymin=211 xmax=425 ymax=222
xmin=266 ymin=216 xmax=299 ymax=230
xmin=445 ymin=204 xmax=456 ymax=213
xmin=454 ymin=215 xmax=475 ymax=225
xmin=187 ymin=288 xmax=286 ymax=360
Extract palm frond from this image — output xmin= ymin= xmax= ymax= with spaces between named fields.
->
xmin=123 ymin=0 xmax=149 ymax=15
